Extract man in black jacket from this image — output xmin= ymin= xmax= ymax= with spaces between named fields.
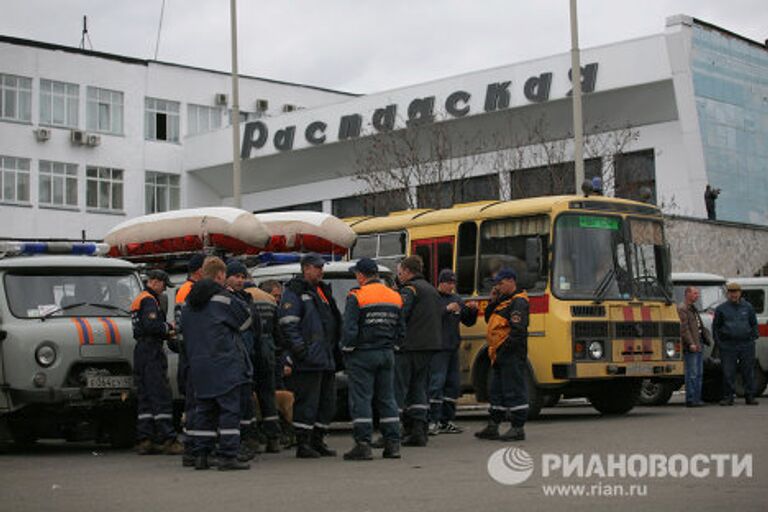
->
xmin=428 ymin=269 xmax=478 ymax=436
xmin=396 ymin=255 xmax=443 ymax=447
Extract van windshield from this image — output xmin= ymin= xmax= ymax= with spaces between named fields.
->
xmin=4 ymin=271 xmax=142 ymax=319
xmin=672 ymin=282 xmax=726 ymax=311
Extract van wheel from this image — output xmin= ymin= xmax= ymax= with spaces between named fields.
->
xmin=637 ymin=379 xmax=676 ymax=405
xmin=752 ymin=366 xmax=767 ymax=397
xmin=108 ymin=408 xmax=136 ymax=449
xmin=589 ymin=380 xmax=641 ymax=415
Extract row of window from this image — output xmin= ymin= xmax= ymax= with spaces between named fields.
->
xmin=0 ymin=72 xmax=268 ymax=141
xmin=0 ymin=155 xmax=179 ymax=213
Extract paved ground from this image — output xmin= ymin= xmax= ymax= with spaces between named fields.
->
xmin=0 ymin=395 xmax=766 ymax=512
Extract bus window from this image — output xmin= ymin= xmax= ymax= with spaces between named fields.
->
xmin=412 ymin=236 xmax=454 ymax=284
xmin=437 ymin=241 xmax=453 ymax=278
xmin=352 ymin=235 xmax=377 ymax=259
xmin=456 ymin=222 xmax=477 ymax=295
xmin=413 ymin=243 xmax=432 ymax=283
xmin=351 ymin=231 xmax=407 ymax=273
xmin=478 ymin=216 xmax=549 ymax=293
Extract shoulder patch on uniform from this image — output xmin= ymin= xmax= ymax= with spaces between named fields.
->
xmin=283 ymin=302 xmax=293 ymax=309
xmin=510 ymin=312 xmax=522 ymax=324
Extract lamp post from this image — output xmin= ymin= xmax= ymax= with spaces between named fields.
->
xmin=230 ymin=0 xmax=242 ymax=208
xmin=570 ymin=0 xmax=585 ymax=193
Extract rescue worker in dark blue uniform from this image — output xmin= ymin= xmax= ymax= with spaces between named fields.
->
xmin=182 ymin=257 xmax=252 ymax=471
xmin=225 ymin=260 xmax=260 ymax=462
xmin=428 ymin=269 xmax=478 ymax=436
xmin=174 ymin=253 xmax=205 ymax=467
xmin=396 ymin=255 xmax=443 ymax=447
xmin=278 ymin=253 xmax=341 ymax=458
xmin=131 ymin=269 xmax=183 ymax=455
xmin=475 ymin=268 xmax=530 ymax=442
xmin=244 ymin=280 xmax=284 ymax=453
xmin=713 ymin=282 xmax=760 ymax=406
xmin=341 ymin=258 xmax=404 ymax=461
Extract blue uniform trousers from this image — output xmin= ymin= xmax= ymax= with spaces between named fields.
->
xmin=254 ymin=340 xmax=280 ymax=438
xmin=428 ymin=349 xmax=461 ymax=424
xmin=290 ymin=370 xmax=336 ymax=436
xmin=489 ymin=348 xmax=528 ymax=428
xmin=133 ymin=341 xmax=175 ymax=443
xmin=240 ymin=382 xmax=256 ymax=435
xmin=721 ymin=341 xmax=756 ymax=399
xmin=345 ymin=349 xmax=401 ymax=443
xmin=190 ymin=386 xmax=241 ymax=459
xmin=395 ymin=351 xmax=432 ymax=426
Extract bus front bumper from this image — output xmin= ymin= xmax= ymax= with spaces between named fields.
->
xmin=552 ymin=361 xmax=684 ymax=380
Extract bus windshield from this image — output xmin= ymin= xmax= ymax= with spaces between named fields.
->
xmin=4 ymin=271 xmax=141 ymax=319
xmin=553 ymin=214 xmax=630 ymax=300
xmin=553 ymin=214 xmax=670 ymax=301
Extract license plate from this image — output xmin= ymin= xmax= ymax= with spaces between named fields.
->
xmin=625 ymin=364 xmax=654 ymax=376
xmin=86 ymin=376 xmax=133 ymax=389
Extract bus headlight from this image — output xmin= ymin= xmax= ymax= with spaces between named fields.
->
xmin=588 ymin=341 xmax=604 ymax=360
xmin=664 ymin=341 xmax=677 ymax=359
xmin=35 ymin=343 xmax=57 ymax=367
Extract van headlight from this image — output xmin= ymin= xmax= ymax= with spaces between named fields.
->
xmin=35 ymin=343 xmax=57 ymax=367
xmin=588 ymin=341 xmax=604 ymax=360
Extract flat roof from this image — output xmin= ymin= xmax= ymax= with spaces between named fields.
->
xmin=0 ymin=34 xmax=359 ymax=97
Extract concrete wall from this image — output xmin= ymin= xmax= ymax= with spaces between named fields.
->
xmin=666 ymin=215 xmax=768 ymax=277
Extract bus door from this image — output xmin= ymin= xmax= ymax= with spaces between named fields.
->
xmin=411 ymin=237 xmax=454 ymax=284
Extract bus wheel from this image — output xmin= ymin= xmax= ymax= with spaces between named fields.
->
xmin=542 ymin=393 xmax=561 ymax=408
xmin=589 ymin=380 xmax=641 ymax=415
xmin=526 ymin=370 xmax=544 ymax=420
xmin=637 ymin=379 xmax=675 ymax=405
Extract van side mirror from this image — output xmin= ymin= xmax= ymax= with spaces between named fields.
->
xmin=525 ymin=237 xmax=543 ymax=274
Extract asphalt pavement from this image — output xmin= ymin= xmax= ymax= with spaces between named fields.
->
xmin=0 ymin=394 xmax=765 ymax=512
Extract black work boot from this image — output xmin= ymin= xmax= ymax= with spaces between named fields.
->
xmin=402 ymin=421 xmax=428 ymax=447
xmin=265 ymin=437 xmax=282 ymax=453
xmin=217 ymin=457 xmax=251 ymax=471
xmin=237 ymin=445 xmax=255 ymax=462
xmin=296 ymin=432 xmax=321 ymax=459
xmin=194 ymin=454 xmax=210 ymax=470
xmin=311 ymin=430 xmax=337 ymax=457
xmin=499 ymin=426 xmax=526 ymax=442
xmin=474 ymin=421 xmax=500 ymax=440
xmin=343 ymin=442 xmax=373 ymax=461
xmin=382 ymin=440 xmax=401 ymax=459
xmin=182 ymin=452 xmax=196 ymax=467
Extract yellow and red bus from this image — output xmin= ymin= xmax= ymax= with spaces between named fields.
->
xmin=346 ymin=195 xmax=683 ymax=417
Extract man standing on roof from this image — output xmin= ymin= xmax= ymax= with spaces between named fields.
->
xmin=174 ymin=253 xmax=205 ymax=467
xmin=278 ymin=253 xmax=342 ymax=458
xmin=475 ymin=268 xmax=530 ymax=442
xmin=395 ymin=255 xmax=443 ymax=447
xmin=131 ymin=269 xmax=183 ymax=455
xmin=341 ymin=258 xmax=404 ymax=461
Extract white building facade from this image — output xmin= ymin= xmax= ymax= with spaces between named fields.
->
xmin=2 ymin=14 xmax=767 ymax=241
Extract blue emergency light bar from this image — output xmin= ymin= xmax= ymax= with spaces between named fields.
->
xmin=0 ymin=241 xmax=109 ymax=256
xmin=255 ymin=252 xmax=336 ymax=265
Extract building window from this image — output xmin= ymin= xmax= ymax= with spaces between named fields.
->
xmin=86 ymin=166 xmax=123 ymax=211
xmin=187 ymin=104 xmax=222 ymax=136
xmin=253 ymin=201 xmax=323 ymax=214
xmin=39 ymin=160 xmax=78 ymax=208
xmin=39 ymin=79 xmax=79 ymax=128
xmin=86 ymin=86 xmax=123 ymax=134
xmin=417 ymin=174 xmax=500 ymax=209
xmin=510 ymin=158 xmax=602 ymax=199
xmin=145 ymin=97 xmax=180 ymax=142
xmin=614 ymin=149 xmax=656 ymax=204
xmin=1 ymin=73 xmax=32 ymax=123
xmin=145 ymin=171 xmax=180 ymax=213
xmin=332 ymin=190 xmax=409 ymax=218
xmin=0 ymin=155 xmax=31 ymax=204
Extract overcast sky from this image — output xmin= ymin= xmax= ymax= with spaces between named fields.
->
xmin=2 ymin=1 xmax=766 ymax=93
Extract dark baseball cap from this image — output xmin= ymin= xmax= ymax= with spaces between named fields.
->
xmin=492 ymin=268 xmax=517 ymax=284
xmin=350 ymin=258 xmax=378 ymax=275
xmin=146 ymin=269 xmax=173 ymax=288
xmin=438 ymin=269 xmax=456 ymax=283
xmin=226 ymin=259 xmax=248 ymax=277
xmin=188 ymin=253 xmax=206 ymax=273
xmin=300 ymin=253 xmax=326 ymax=267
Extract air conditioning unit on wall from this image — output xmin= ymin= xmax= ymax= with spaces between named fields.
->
xmin=34 ymin=127 xmax=51 ymax=142
xmin=215 ymin=93 xmax=228 ymax=106
xmin=70 ymin=129 xmax=86 ymax=145
xmin=86 ymin=134 xmax=101 ymax=147
xmin=255 ymin=99 xmax=269 ymax=112
xmin=282 ymin=104 xmax=296 ymax=113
